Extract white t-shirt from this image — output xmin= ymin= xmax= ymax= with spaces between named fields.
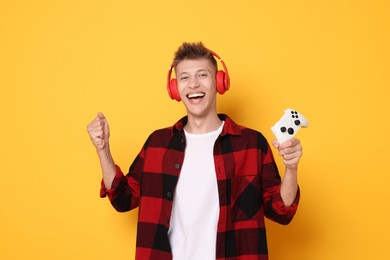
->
xmin=168 ymin=122 xmax=224 ymax=259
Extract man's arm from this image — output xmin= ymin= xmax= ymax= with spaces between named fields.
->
xmin=272 ymin=138 xmax=302 ymax=206
xmin=87 ymin=112 xmax=116 ymax=189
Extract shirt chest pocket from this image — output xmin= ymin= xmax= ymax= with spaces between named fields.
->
xmin=230 ymin=174 xmax=263 ymax=222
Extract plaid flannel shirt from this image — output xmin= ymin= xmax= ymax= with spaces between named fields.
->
xmin=100 ymin=114 xmax=300 ymax=259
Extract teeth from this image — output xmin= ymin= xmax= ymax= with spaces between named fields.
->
xmin=188 ymin=93 xmax=205 ymax=99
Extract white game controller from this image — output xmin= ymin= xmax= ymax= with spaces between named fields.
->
xmin=271 ymin=108 xmax=308 ymax=143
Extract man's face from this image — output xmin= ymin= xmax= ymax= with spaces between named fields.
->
xmin=175 ymin=58 xmax=218 ymax=119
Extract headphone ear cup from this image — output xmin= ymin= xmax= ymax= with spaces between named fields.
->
xmin=168 ymin=78 xmax=181 ymax=101
xmin=216 ymin=70 xmax=227 ymax=94
xmin=224 ymin=70 xmax=230 ymax=92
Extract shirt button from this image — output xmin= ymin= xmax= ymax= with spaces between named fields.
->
xmin=175 ymin=163 xmax=180 ymax=169
xmin=167 ymin=192 xmax=172 ymax=198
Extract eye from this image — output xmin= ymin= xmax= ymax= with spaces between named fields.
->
xmin=179 ymin=75 xmax=189 ymax=81
xmin=198 ymin=73 xmax=208 ymax=78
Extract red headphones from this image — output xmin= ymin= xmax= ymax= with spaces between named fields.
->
xmin=167 ymin=50 xmax=230 ymax=101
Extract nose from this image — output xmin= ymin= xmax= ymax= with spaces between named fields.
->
xmin=189 ymin=76 xmax=200 ymax=88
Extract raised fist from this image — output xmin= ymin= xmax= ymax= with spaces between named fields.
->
xmin=87 ymin=112 xmax=110 ymax=151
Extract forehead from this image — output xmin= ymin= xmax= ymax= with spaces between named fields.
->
xmin=175 ymin=58 xmax=216 ymax=74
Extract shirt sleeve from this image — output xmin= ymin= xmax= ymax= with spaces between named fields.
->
xmin=263 ymin=184 xmax=300 ymax=225
xmin=99 ymin=165 xmax=126 ymax=199
xmin=260 ymin=140 xmax=300 ymax=225
xmin=99 ymin=162 xmax=142 ymax=212
xmin=99 ymin=133 xmax=151 ymax=212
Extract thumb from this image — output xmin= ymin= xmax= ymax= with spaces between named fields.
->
xmin=97 ymin=112 xmax=105 ymax=120
xmin=272 ymin=140 xmax=280 ymax=149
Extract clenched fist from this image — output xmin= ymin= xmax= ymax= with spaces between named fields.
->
xmin=272 ymin=138 xmax=303 ymax=170
xmin=87 ymin=112 xmax=110 ymax=151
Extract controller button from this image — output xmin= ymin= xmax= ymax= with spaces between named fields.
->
xmin=281 ymin=127 xmax=286 ymax=133
xmin=295 ymin=120 xmax=301 ymax=125
xmin=288 ymin=128 xmax=294 ymax=135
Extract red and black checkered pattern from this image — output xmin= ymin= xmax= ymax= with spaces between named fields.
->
xmin=100 ymin=114 xmax=300 ymax=259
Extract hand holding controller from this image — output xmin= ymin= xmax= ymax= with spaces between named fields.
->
xmin=271 ymin=108 xmax=308 ymax=144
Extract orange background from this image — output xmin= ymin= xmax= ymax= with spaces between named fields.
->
xmin=1 ymin=0 xmax=389 ymax=259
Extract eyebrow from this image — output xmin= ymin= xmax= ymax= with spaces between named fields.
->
xmin=178 ymin=69 xmax=208 ymax=76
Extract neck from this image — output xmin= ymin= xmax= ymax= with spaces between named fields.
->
xmin=185 ymin=113 xmax=222 ymax=134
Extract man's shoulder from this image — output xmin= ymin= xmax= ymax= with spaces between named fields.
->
xmin=227 ymin=119 xmax=263 ymax=137
xmin=226 ymin=120 xmax=269 ymax=149
xmin=151 ymin=125 xmax=174 ymax=134
xmin=147 ymin=126 xmax=174 ymax=140
xmin=141 ymin=125 xmax=178 ymax=149
xmin=239 ymin=125 xmax=264 ymax=136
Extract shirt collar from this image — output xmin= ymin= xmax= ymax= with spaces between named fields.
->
xmin=172 ymin=114 xmax=242 ymax=136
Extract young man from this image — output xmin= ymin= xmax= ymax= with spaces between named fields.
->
xmin=87 ymin=42 xmax=302 ymax=259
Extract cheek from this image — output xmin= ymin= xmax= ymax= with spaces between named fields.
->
xmin=177 ymin=85 xmax=189 ymax=101
xmin=176 ymin=83 xmax=185 ymax=94
xmin=205 ymin=79 xmax=217 ymax=92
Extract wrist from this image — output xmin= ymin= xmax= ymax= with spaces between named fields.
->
xmin=96 ymin=144 xmax=111 ymax=158
xmin=285 ymin=166 xmax=298 ymax=176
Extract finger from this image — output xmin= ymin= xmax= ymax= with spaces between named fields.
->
xmin=87 ymin=119 xmax=104 ymax=132
xmin=92 ymin=137 xmax=104 ymax=147
xmin=283 ymin=150 xmax=301 ymax=163
xmin=97 ymin=112 xmax=109 ymax=131
xmin=279 ymin=138 xmax=300 ymax=149
xmin=88 ymin=129 xmax=105 ymax=139
xmin=87 ymin=121 xmax=104 ymax=133
xmin=87 ymin=117 xmax=104 ymax=130
xmin=272 ymin=140 xmax=280 ymax=149
xmin=279 ymin=139 xmax=301 ymax=154
xmin=282 ymin=149 xmax=302 ymax=161
xmin=280 ymin=146 xmax=302 ymax=159
xmin=281 ymin=142 xmax=301 ymax=153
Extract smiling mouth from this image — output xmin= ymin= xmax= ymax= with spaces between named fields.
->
xmin=187 ymin=93 xmax=205 ymax=100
